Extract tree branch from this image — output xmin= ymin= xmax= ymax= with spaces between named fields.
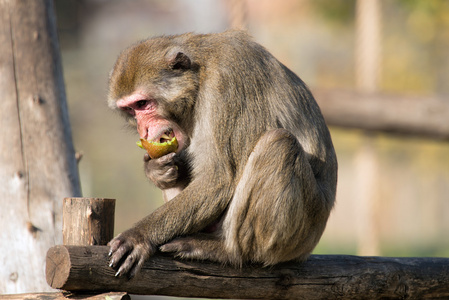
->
xmin=313 ymin=88 xmax=449 ymax=139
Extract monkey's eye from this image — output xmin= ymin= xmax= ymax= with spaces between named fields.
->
xmin=136 ymin=100 xmax=148 ymax=108
xmin=117 ymin=99 xmax=155 ymax=116
xmin=133 ymin=99 xmax=156 ymax=112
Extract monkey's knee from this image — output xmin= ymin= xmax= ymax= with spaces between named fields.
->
xmin=224 ymin=129 xmax=308 ymax=264
xmin=253 ymin=128 xmax=300 ymax=155
xmin=251 ymin=129 xmax=304 ymax=178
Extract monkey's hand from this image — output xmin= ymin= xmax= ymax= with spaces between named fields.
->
xmin=144 ymin=152 xmax=188 ymax=190
xmin=108 ymin=228 xmax=155 ymax=278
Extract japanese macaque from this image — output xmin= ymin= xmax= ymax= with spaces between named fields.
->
xmin=107 ymin=30 xmax=337 ymax=278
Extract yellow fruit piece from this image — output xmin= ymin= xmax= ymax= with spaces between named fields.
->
xmin=137 ymin=136 xmax=178 ymax=159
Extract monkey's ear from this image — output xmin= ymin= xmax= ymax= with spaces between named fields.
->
xmin=168 ymin=52 xmax=191 ymax=70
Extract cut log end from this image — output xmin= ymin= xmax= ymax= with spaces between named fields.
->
xmin=45 ymin=245 xmax=71 ymax=289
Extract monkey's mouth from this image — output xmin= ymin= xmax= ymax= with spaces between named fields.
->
xmin=138 ymin=128 xmax=178 ymax=159
xmin=153 ymin=128 xmax=175 ymax=144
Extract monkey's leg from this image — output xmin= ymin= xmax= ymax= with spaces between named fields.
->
xmin=222 ymin=128 xmax=329 ymax=266
xmin=161 ymin=129 xmax=329 ymax=266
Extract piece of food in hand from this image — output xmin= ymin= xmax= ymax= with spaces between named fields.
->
xmin=137 ymin=132 xmax=178 ymax=159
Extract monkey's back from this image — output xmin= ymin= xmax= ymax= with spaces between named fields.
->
xmin=184 ymin=31 xmax=338 ymax=205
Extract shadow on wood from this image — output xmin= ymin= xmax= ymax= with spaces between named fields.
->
xmin=46 ymin=245 xmax=449 ymax=299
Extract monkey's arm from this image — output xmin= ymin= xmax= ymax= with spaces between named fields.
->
xmin=108 ymin=172 xmax=231 ymax=278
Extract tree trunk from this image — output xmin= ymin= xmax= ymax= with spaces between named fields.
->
xmin=0 ymin=0 xmax=81 ymax=294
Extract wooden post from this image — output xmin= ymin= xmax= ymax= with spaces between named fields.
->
xmin=0 ymin=0 xmax=81 ymax=293
xmin=63 ymin=198 xmax=115 ymax=246
xmin=354 ymin=0 xmax=382 ymax=256
xmin=355 ymin=0 xmax=382 ymax=92
xmin=41 ymin=197 xmax=128 ymax=300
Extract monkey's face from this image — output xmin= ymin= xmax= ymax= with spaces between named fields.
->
xmin=115 ymin=92 xmax=186 ymax=151
xmin=108 ymin=39 xmax=200 ymax=154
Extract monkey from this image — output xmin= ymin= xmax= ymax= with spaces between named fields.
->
xmin=107 ymin=30 xmax=338 ymax=278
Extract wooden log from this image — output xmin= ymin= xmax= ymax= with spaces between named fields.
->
xmin=313 ymin=88 xmax=449 ymax=139
xmin=46 ymin=245 xmax=449 ymax=299
xmin=63 ymin=198 xmax=115 ymax=246
xmin=0 ymin=291 xmax=130 ymax=300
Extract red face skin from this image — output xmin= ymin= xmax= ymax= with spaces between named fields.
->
xmin=116 ymin=91 xmax=186 ymax=151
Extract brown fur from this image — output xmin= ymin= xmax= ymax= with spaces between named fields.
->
xmin=108 ymin=30 xmax=337 ymax=277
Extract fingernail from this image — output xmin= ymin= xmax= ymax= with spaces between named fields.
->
xmin=115 ymin=270 xmax=121 ymax=277
xmin=109 ymin=259 xmax=114 ymax=267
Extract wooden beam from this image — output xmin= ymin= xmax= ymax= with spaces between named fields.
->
xmin=46 ymin=245 xmax=449 ymax=299
xmin=313 ymin=88 xmax=449 ymax=139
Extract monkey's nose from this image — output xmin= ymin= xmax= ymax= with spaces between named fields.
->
xmin=137 ymin=123 xmax=148 ymax=140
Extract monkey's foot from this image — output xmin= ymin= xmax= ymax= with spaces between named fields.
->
xmin=160 ymin=234 xmax=227 ymax=263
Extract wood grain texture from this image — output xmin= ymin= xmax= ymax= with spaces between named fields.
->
xmin=46 ymin=245 xmax=449 ymax=299
xmin=63 ymin=198 xmax=115 ymax=246
xmin=0 ymin=0 xmax=81 ymax=293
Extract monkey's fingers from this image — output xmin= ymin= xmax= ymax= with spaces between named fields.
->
xmin=143 ymin=151 xmax=174 ymax=163
xmin=108 ymin=236 xmax=122 ymax=255
xmin=128 ymin=254 xmax=147 ymax=279
xmin=116 ymin=246 xmax=149 ymax=278
xmin=114 ymin=251 xmax=137 ymax=278
xmin=108 ymin=238 xmax=132 ymax=269
xmin=143 ymin=150 xmax=177 ymax=163
xmin=155 ymin=152 xmax=177 ymax=166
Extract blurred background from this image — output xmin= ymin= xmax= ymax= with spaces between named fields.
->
xmin=54 ymin=0 xmax=449 ymax=263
